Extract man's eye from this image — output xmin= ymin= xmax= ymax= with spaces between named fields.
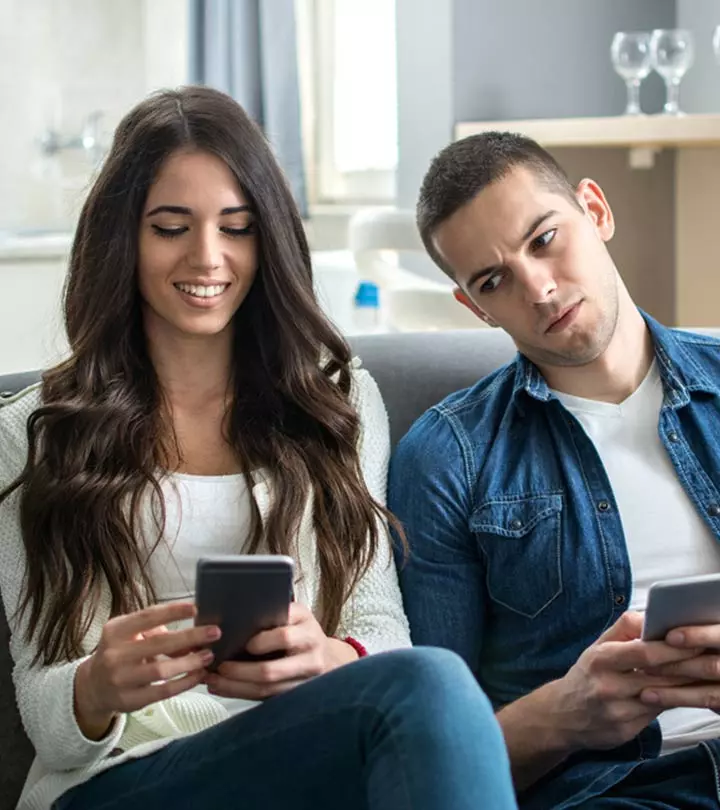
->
xmin=479 ymin=273 xmax=503 ymax=294
xmin=532 ymin=229 xmax=556 ymax=250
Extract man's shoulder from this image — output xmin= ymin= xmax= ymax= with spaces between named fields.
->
xmin=669 ymin=327 xmax=720 ymax=378
xmin=396 ymin=360 xmax=518 ymax=455
xmin=674 ymin=327 xmax=720 ymax=352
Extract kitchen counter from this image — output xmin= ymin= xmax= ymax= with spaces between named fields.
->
xmin=0 ymin=231 xmax=73 ymax=262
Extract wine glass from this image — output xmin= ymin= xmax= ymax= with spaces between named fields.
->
xmin=650 ymin=29 xmax=695 ymax=116
xmin=611 ymin=32 xmax=652 ymax=116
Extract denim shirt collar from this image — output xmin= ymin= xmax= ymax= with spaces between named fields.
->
xmin=511 ymin=309 xmax=720 ymax=409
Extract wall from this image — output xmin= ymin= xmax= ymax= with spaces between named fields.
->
xmin=396 ymin=0 xmax=454 ymax=217
xmin=676 ymin=0 xmax=720 ymax=114
xmin=397 ymin=0 xmax=677 ymax=215
xmin=394 ymin=0 xmax=454 ymax=283
xmin=0 ymin=0 xmax=189 ymax=233
xmin=452 ymin=0 xmax=674 ymax=123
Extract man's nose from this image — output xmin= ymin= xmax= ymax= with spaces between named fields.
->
xmin=517 ymin=260 xmax=557 ymax=305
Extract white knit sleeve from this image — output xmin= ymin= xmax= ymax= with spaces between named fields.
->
xmin=0 ymin=389 xmax=127 ymax=772
xmin=335 ymin=367 xmax=412 ymax=653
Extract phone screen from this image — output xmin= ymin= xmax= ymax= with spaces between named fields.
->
xmin=195 ymin=555 xmax=294 ymax=668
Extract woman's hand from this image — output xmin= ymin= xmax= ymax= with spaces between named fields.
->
xmin=205 ymin=603 xmax=358 ymax=701
xmin=75 ymin=602 xmax=220 ymax=740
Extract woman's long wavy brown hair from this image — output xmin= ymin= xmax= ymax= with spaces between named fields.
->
xmin=1 ymin=86 xmax=403 ymax=666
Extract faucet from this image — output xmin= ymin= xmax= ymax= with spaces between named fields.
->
xmin=40 ymin=110 xmax=105 ymax=164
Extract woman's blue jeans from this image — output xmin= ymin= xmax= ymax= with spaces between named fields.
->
xmin=54 ymin=647 xmax=516 ymax=810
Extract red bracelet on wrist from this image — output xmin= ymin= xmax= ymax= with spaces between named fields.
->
xmin=343 ymin=636 xmax=368 ymax=658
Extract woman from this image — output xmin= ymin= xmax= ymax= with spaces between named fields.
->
xmin=0 ymin=86 xmax=516 ymax=810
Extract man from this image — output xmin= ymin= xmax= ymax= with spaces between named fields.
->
xmin=389 ymin=131 xmax=720 ymax=809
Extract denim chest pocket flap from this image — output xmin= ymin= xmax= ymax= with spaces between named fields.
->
xmin=470 ymin=493 xmax=563 ymax=618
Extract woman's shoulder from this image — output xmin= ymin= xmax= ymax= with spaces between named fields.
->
xmin=349 ymin=360 xmax=385 ymax=413
xmin=348 ymin=361 xmax=390 ymax=446
xmin=0 ymin=383 xmax=42 ymax=467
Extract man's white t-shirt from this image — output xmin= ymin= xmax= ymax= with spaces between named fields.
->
xmin=553 ymin=361 xmax=720 ymax=753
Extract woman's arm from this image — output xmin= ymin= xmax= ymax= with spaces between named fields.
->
xmin=334 ymin=368 xmax=412 ymax=653
xmin=0 ymin=390 xmax=128 ymax=771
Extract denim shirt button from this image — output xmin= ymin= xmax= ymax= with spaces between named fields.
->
xmin=708 ymin=504 xmax=720 ymax=517
xmin=667 ymin=431 xmax=680 ymax=443
xmin=509 ymin=518 xmax=523 ymax=530
xmin=614 ymin=595 xmax=626 ymax=606
xmin=597 ymin=500 xmax=611 ymax=512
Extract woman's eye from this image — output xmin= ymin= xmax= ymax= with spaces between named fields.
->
xmin=152 ymin=225 xmax=187 ymax=238
xmin=532 ymin=228 xmax=556 ymax=250
xmin=479 ymin=273 xmax=503 ymax=294
xmin=221 ymin=224 xmax=255 ymax=237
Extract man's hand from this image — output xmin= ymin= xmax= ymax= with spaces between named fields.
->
xmin=544 ymin=612 xmax=700 ymax=751
xmin=499 ymin=611 xmax=702 ymax=791
xmin=638 ymin=623 xmax=720 ymax=711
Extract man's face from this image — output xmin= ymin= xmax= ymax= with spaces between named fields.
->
xmin=432 ymin=167 xmax=620 ymax=370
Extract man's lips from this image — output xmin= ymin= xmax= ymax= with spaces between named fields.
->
xmin=545 ymin=301 xmax=582 ymax=334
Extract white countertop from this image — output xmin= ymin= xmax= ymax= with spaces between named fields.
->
xmin=0 ymin=231 xmax=73 ymax=261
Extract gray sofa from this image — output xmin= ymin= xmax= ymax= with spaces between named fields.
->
xmin=0 ymin=329 xmax=518 ymax=808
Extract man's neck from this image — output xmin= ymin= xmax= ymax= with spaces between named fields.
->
xmin=538 ymin=299 xmax=654 ymax=404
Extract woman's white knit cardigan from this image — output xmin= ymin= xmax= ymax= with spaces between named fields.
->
xmin=0 ymin=367 xmax=411 ymax=810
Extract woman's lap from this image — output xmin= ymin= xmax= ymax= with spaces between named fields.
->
xmin=54 ymin=647 xmax=516 ymax=810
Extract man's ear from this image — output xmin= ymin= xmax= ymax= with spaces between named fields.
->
xmin=575 ymin=178 xmax=615 ymax=242
xmin=453 ymin=288 xmax=498 ymax=327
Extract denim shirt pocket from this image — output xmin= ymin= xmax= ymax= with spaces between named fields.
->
xmin=471 ymin=493 xmax=564 ymax=618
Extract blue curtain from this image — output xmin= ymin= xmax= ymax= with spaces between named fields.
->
xmin=190 ymin=0 xmax=308 ymax=217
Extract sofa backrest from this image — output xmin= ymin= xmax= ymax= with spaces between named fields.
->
xmin=349 ymin=329 xmax=517 ymax=445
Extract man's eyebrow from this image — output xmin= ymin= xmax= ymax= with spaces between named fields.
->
xmin=145 ymin=204 xmax=252 ymax=217
xmin=465 ymin=210 xmax=558 ymax=289
xmin=521 ymin=210 xmax=557 ymax=242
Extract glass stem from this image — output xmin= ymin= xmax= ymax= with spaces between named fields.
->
xmin=664 ymin=78 xmax=681 ymax=115
xmin=625 ymin=79 xmax=642 ymax=115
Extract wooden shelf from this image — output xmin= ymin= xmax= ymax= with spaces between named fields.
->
xmin=455 ymin=113 xmax=720 ymax=149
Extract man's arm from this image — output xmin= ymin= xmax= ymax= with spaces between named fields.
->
xmin=389 ymin=412 xmax=577 ymax=789
xmin=389 ymin=409 xmax=485 ymax=669
xmin=389 ymin=413 xmax=699 ymax=792
xmin=497 ymin=682 xmax=578 ymax=791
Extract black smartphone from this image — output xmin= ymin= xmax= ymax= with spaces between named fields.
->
xmin=195 ymin=554 xmax=294 ymax=669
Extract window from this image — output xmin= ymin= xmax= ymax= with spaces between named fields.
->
xmin=296 ymin=0 xmax=397 ymax=204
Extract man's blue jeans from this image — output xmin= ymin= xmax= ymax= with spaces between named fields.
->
xmin=570 ymin=740 xmax=720 ymax=809
xmin=53 ymin=648 xmax=517 ymax=810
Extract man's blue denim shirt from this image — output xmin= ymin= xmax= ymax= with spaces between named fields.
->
xmin=389 ymin=313 xmax=720 ymax=809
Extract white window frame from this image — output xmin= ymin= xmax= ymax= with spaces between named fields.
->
xmin=296 ymin=0 xmax=397 ymax=206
